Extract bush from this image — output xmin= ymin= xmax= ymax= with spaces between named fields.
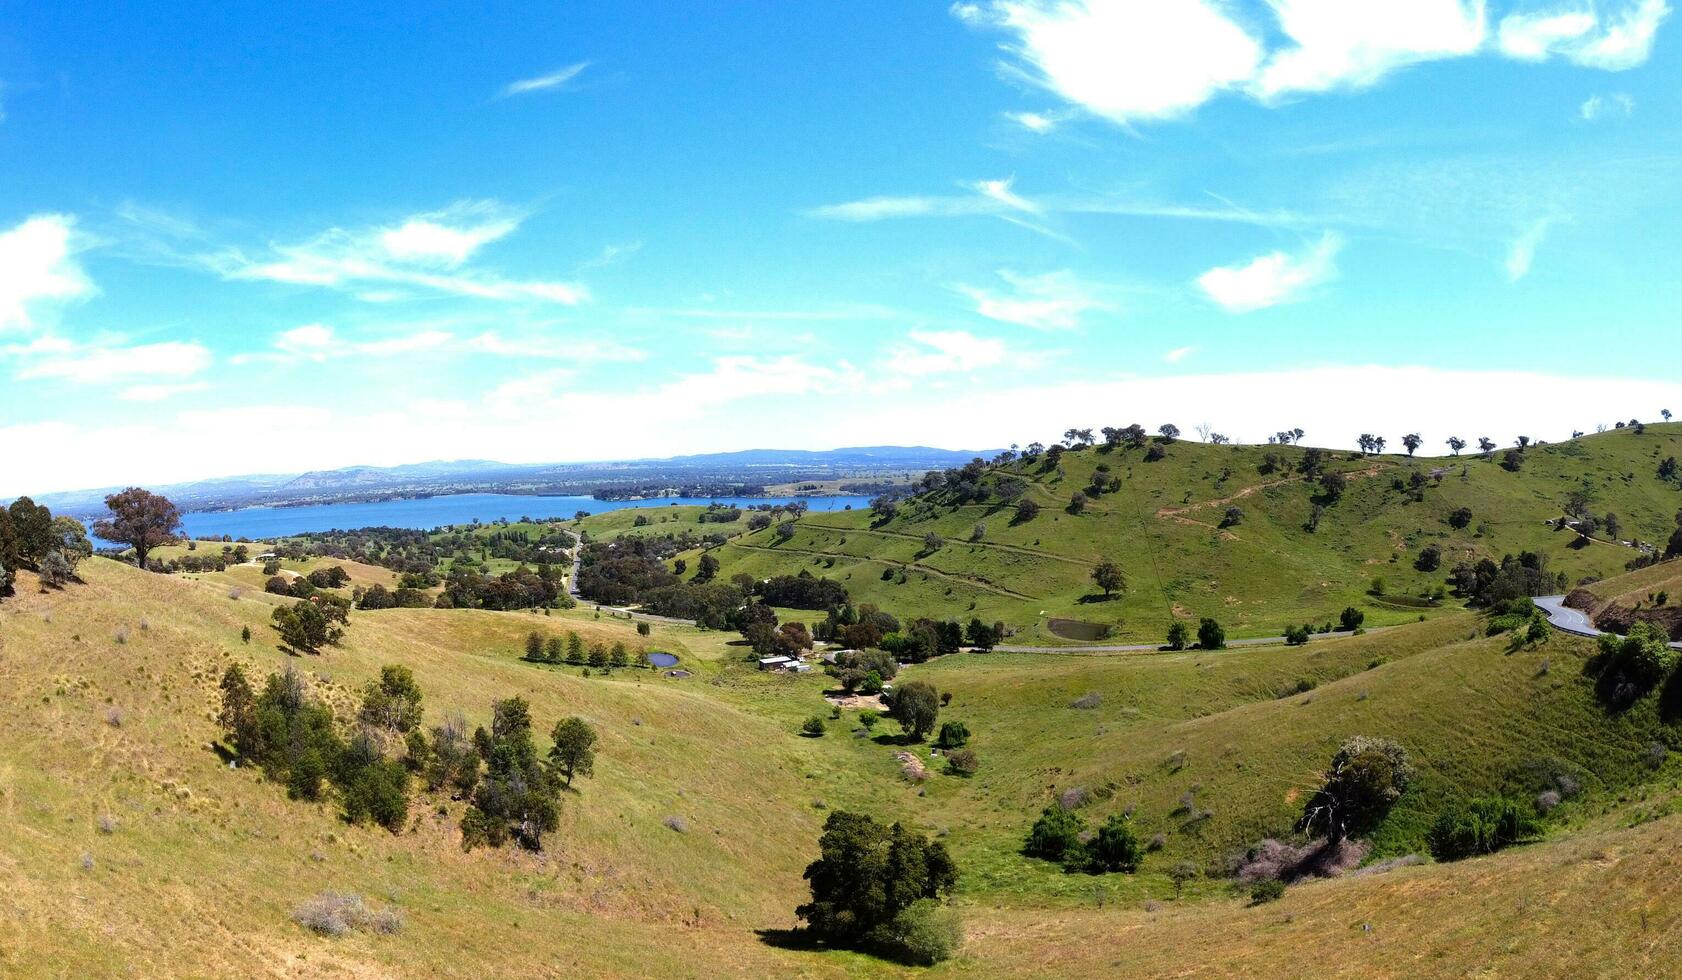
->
xmin=1250 ymin=879 xmax=1286 ymax=904
xmin=1299 ymin=736 xmax=1413 ymax=842
xmin=1166 ymin=621 xmax=1189 ymax=650
xmin=1428 ymin=797 xmax=1539 ymax=861
xmin=291 ymin=892 xmax=403 ymax=936
xmin=935 ymin=720 xmax=970 ymax=748
xmin=1197 ymin=618 xmax=1225 ymax=650
xmin=866 ymin=898 xmax=962 ymax=966
xmin=1025 ymin=805 xmax=1085 ymax=861
xmin=1284 ymin=624 xmax=1311 ymax=646
xmin=1339 ymin=606 xmax=1365 ymax=631
xmin=946 ymin=748 xmax=979 ymax=776
xmin=1079 ymin=813 xmax=1141 ymax=874
xmin=801 ymin=716 xmax=827 ymax=737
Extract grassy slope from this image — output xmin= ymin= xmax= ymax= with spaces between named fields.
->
xmin=6 ymin=557 xmax=1682 ymax=975
xmin=691 ymin=425 xmax=1682 ymax=645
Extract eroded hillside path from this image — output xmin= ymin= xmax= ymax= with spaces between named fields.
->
xmin=1154 ymin=464 xmax=1392 ymax=538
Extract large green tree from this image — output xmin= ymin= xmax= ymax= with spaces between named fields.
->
xmin=796 ymin=811 xmax=958 ymax=950
xmin=92 ymin=487 xmax=182 ymax=571
xmin=888 ymin=681 xmax=941 ymax=742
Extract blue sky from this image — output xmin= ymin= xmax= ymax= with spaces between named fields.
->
xmin=4 ymin=0 xmax=1682 ymax=495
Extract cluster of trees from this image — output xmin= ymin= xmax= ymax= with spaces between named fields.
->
xmin=796 ymin=811 xmax=961 ymax=965
xmin=1593 ymin=621 xmax=1678 ymax=710
xmin=355 ymin=583 xmax=434 ymax=609
xmin=265 ymin=565 xmax=353 ymax=599
xmin=522 ymin=630 xmax=642 ymax=671
xmin=0 ymin=496 xmax=92 ymax=596
xmin=155 ymin=545 xmax=250 ymax=574
xmin=1164 ymin=618 xmax=1226 ymax=651
xmin=755 ymin=571 xmax=849 ymax=610
xmin=1449 ymin=552 xmax=1565 ymax=607
xmin=1024 ymin=806 xmax=1143 ymax=874
xmin=271 ymin=595 xmax=352 ymax=653
xmin=1297 ymin=736 xmax=1414 ymax=843
xmin=1428 ymin=797 xmax=1539 ymax=861
xmin=280 ymin=527 xmax=451 ymax=577
xmin=220 ymin=665 xmax=598 ymax=851
xmin=438 ymin=564 xmax=567 ymax=611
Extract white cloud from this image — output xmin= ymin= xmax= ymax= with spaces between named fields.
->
xmin=962 ymin=0 xmax=1667 ymax=126
xmin=1164 ymin=345 xmax=1197 ymax=363
xmin=1006 ymin=110 xmax=1059 ymax=132
xmin=0 ymin=214 xmax=94 ymax=332
xmin=1497 ymin=1 xmax=1669 ymax=70
xmin=1253 ymin=0 xmax=1485 ymax=100
xmin=248 ymin=323 xmax=464 ymax=363
xmin=887 ymin=330 xmax=1010 ymax=376
xmin=211 ymin=201 xmax=586 ymax=305
xmin=961 ymin=269 xmax=1104 ymax=330
xmin=119 ymin=382 xmax=210 ymax=402
xmin=1505 ymin=219 xmax=1552 ymax=281
xmin=982 ymin=0 xmax=1264 ymax=124
xmin=501 ymin=62 xmax=590 ymax=98
xmin=1579 ymin=92 xmax=1635 ymax=120
xmin=463 ymin=330 xmax=646 ymax=362
xmin=1497 ymin=10 xmax=1597 ymax=59
xmin=1197 ymin=232 xmax=1341 ymax=313
xmin=17 ymin=340 xmax=211 ymax=383
xmin=972 ymin=176 xmax=1041 ymax=214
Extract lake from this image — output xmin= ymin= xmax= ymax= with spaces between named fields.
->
xmin=160 ymin=492 xmax=874 ymax=542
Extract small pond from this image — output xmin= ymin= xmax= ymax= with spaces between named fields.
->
xmin=646 ymin=652 xmax=679 ymax=668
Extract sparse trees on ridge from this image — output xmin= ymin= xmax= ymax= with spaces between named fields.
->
xmin=1402 ymin=433 xmax=1422 ymax=457
xmin=1446 ymin=436 xmax=1467 ymax=456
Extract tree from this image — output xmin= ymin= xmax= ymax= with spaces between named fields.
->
xmin=50 ymin=516 xmax=91 ymax=569
xmin=1284 ymin=624 xmax=1311 ymax=645
xmin=548 ymin=716 xmax=597 ymax=787
xmin=888 ymin=681 xmax=940 ymax=741
xmin=92 ymin=488 xmax=182 ymax=572
xmin=1299 ymin=736 xmax=1413 ymax=842
xmin=1501 ymin=448 xmax=1524 ymax=472
xmin=1013 ymin=498 xmax=1040 ymax=524
xmin=359 ymin=665 xmax=424 ymax=733
xmin=462 ymin=697 xmax=561 ymax=851
xmin=37 ymin=550 xmax=74 ymax=588
xmin=1157 ymin=424 xmax=1180 ymax=443
xmin=272 ymin=600 xmax=338 ymax=653
xmin=801 ymin=716 xmax=827 ymax=737
xmin=1339 ymin=606 xmax=1365 ymax=631
xmin=1319 ymin=470 xmax=1347 ymax=502
xmin=1478 ymin=437 xmax=1496 ymax=456
xmin=1166 ymin=621 xmax=1190 ymax=651
xmin=1091 ymin=558 xmax=1124 ymax=598
xmin=1446 ymin=436 xmax=1467 ymax=456
xmin=1197 ymin=618 xmax=1225 ymax=650
xmin=1024 ymin=805 xmax=1086 ymax=862
xmin=1068 ymin=492 xmax=1087 ymax=515
xmin=935 ymin=720 xmax=970 ymax=748
xmin=1402 ymin=433 xmax=1422 ymax=457
xmin=1448 ymin=506 xmax=1473 ymax=530
xmin=922 ymin=531 xmax=944 ymax=553
xmin=1082 ymin=813 xmax=1142 ymax=873
xmin=525 ymin=631 xmax=545 ymax=661
xmin=694 ymin=553 xmax=720 ymax=582
xmin=796 ymin=811 xmax=958 ymax=961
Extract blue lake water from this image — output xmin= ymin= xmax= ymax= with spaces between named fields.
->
xmin=646 ymin=652 xmax=680 ymax=668
xmin=160 ymin=492 xmax=873 ymax=542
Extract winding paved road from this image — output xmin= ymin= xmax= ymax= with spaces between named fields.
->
xmin=1534 ymin=594 xmax=1682 ymax=649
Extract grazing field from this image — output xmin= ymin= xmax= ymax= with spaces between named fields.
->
xmin=5 ymin=553 xmax=1682 ymax=975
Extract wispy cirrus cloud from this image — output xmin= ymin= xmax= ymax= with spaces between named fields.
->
xmin=237 ymin=322 xmax=644 ymax=366
xmin=1580 ymin=92 xmax=1635 ymax=121
xmin=0 ymin=214 xmax=95 ymax=332
xmin=1197 ymin=232 xmax=1342 ymax=313
xmin=206 ymin=200 xmax=587 ymax=305
xmin=500 ymin=62 xmax=590 ymax=98
xmin=16 ymin=339 xmax=211 ymax=384
xmin=959 ymin=269 xmax=1106 ymax=330
xmin=1505 ymin=219 xmax=1554 ymax=281
xmin=886 ymin=330 xmax=1010 ymax=376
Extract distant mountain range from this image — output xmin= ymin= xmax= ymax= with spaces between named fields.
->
xmin=34 ymin=447 xmax=994 ymax=517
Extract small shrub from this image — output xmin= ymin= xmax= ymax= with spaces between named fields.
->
xmin=946 ymin=748 xmax=979 ymax=776
xmin=1069 ymin=692 xmax=1102 ymax=710
xmin=1535 ymin=789 xmax=1562 ymax=813
xmin=859 ymin=711 xmax=880 ymax=730
xmin=663 ymin=815 xmax=689 ymax=834
xmin=801 ymin=716 xmax=827 ymax=737
xmin=1025 ymin=806 xmax=1086 ymax=861
xmin=1250 ymin=879 xmax=1286 ymax=904
xmin=97 ymin=814 xmax=117 ymax=834
xmin=867 ymin=899 xmax=962 ymax=966
xmin=1059 ymin=786 xmax=1089 ymax=811
xmin=291 ymin=892 xmax=403 ymax=936
xmin=1428 ymin=797 xmax=1539 ymax=861
xmin=935 ymin=720 xmax=970 ymax=748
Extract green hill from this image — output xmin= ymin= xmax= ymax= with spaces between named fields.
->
xmin=684 ymin=425 xmax=1682 ymax=645
xmin=7 ymin=552 xmax=1682 ymax=974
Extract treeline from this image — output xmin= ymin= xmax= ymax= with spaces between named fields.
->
xmin=0 ymin=496 xmax=93 ymax=596
xmin=218 ymin=663 xmax=598 ymax=851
